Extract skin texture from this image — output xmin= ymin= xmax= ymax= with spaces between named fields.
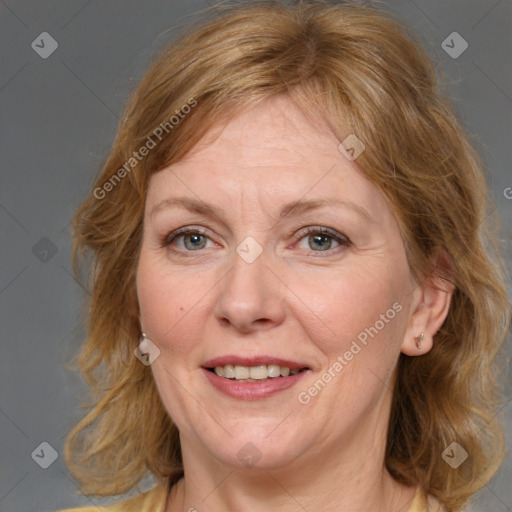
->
xmin=136 ymin=96 xmax=452 ymax=512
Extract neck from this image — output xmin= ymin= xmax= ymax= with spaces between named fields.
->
xmin=169 ymin=466 xmax=415 ymax=512
xmin=167 ymin=421 xmax=417 ymax=512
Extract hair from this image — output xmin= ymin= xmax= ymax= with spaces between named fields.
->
xmin=64 ymin=1 xmax=510 ymax=510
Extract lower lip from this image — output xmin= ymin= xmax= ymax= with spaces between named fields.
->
xmin=202 ymin=368 xmax=309 ymax=400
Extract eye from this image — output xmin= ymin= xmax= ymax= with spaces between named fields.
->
xmin=294 ymin=227 xmax=351 ymax=253
xmin=163 ymin=227 xmax=215 ymax=251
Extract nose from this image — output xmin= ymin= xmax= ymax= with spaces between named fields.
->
xmin=213 ymin=248 xmax=286 ymax=334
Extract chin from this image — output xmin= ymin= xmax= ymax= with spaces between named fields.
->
xmin=193 ymin=420 xmax=314 ymax=471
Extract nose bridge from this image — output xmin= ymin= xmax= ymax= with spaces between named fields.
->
xmin=214 ymin=241 xmax=285 ymax=332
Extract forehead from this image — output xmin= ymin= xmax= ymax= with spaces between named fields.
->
xmin=178 ymin=96 xmax=339 ymax=169
xmin=145 ymin=95 xmax=389 ymax=221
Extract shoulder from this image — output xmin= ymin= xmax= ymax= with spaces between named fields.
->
xmin=426 ymin=493 xmax=445 ymax=511
xmin=57 ymin=483 xmax=168 ymax=512
xmin=408 ymin=487 xmax=445 ymax=512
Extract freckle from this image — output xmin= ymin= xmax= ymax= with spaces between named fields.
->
xmin=180 ymin=307 xmax=184 ymax=311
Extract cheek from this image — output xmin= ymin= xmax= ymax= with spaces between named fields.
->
xmin=136 ymin=253 xmax=193 ymax=352
xmin=297 ymin=267 xmax=407 ymax=416
xmin=297 ymin=259 xmax=408 ymax=363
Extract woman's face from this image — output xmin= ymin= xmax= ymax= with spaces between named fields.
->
xmin=136 ymin=96 xmax=418 ymax=472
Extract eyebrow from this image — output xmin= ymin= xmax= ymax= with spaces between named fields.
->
xmin=149 ymin=196 xmax=373 ymax=223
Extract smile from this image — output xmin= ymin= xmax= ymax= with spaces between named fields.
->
xmin=202 ymin=357 xmax=311 ymax=400
xmin=209 ymin=364 xmax=307 ymax=381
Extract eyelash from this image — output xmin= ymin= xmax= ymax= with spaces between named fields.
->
xmin=293 ymin=226 xmax=351 ymax=254
xmin=162 ymin=227 xmax=209 ymax=249
xmin=162 ymin=226 xmax=351 ymax=255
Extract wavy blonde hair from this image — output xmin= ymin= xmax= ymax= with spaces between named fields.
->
xmin=64 ymin=1 xmax=510 ymax=510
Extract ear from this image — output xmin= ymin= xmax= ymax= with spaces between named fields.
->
xmin=401 ymin=267 xmax=455 ymax=357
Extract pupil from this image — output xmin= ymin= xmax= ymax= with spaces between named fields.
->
xmin=185 ymin=234 xmax=205 ymax=250
xmin=310 ymin=234 xmax=331 ymax=251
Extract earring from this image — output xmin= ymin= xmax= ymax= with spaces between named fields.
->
xmin=415 ymin=333 xmax=424 ymax=350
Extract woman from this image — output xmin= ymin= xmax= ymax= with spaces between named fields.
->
xmin=60 ymin=1 xmax=510 ymax=511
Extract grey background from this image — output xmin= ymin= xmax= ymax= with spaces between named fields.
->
xmin=0 ymin=1 xmax=511 ymax=511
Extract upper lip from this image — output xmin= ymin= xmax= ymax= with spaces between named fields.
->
xmin=202 ymin=355 xmax=309 ymax=371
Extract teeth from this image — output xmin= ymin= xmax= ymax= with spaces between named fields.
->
xmin=234 ymin=365 xmax=250 ymax=380
xmin=212 ymin=364 xmax=303 ymax=380
xmin=267 ymin=364 xmax=281 ymax=377
xmin=223 ymin=365 xmax=235 ymax=378
xmin=249 ymin=365 xmax=267 ymax=379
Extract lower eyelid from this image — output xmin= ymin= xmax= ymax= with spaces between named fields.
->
xmin=295 ymin=235 xmax=349 ymax=252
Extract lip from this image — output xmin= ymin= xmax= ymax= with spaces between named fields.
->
xmin=202 ymin=355 xmax=308 ymax=371
xmin=202 ymin=367 xmax=309 ymax=400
